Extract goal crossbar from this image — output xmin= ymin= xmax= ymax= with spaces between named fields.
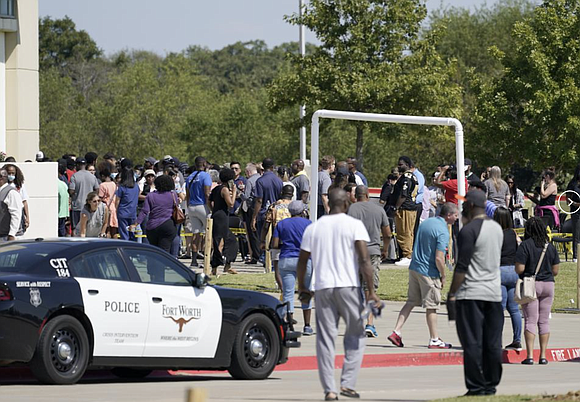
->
xmin=310 ymin=109 xmax=466 ymax=222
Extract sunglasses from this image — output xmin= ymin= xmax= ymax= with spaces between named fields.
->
xmin=90 ymin=199 xmax=100 ymax=203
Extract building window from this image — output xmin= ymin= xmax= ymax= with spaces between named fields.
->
xmin=0 ymin=0 xmax=14 ymax=18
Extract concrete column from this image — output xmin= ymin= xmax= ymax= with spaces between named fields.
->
xmin=5 ymin=0 xmax=39 ymax=161
xmin=0 ymin=31 xmax=5 ymax=152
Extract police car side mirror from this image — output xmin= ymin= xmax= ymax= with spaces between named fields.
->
xmin=194 ymin=273 xmax=209 ymax=288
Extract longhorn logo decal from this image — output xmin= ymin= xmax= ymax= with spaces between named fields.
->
xmin=164 ymin=316 xmax=199 ymax=332
xmin=162 ymin=304 xmax=202 ymax=332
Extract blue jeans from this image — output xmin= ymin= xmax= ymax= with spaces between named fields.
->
xmin=117 ymin=216 xmax=136 ymax=241
xmin=170 ymin=223 xmax=182 ymax=258
xmin=278 ymin=257 xmax=312 ymax=313
xmin=500 ymin=265 xmax=522 ymax=343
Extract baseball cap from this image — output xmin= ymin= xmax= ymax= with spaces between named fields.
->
xmin=75 ymin=157 xmax=87 ymax=165
xmin=461 ymin=158 xmax=472 ymax=171
xmin=288 ymin=200 xmax=306 ymax=216
xmin=336 ymin=166 xmax=349 ymax=176
xmin=36 ymin=151 xmax=44 ymax=161
xmin=143 ymin=169 xmax=156 ymax=177
xmin=145 ymin=157 xmax=156 ymax=165
xmin=456 ymin=189 xmax=486 ymax=208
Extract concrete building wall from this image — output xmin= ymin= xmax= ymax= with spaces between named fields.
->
xmin=5 ymin=0 xmax=39 ymax=161
xmin=1 ymin=2 xmax=55 ymax=239
xmin=13 ymin=162 xmax=58 ymax=239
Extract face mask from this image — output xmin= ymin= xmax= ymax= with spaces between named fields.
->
xmin=134 ymin=173 xmax=140 ymax=181
xmin=7 ymin=175 xmax=15 ymax=182
xmin=110 ymin=173 xmax=118 ymax=180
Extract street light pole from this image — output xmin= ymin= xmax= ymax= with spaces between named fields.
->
xmin=299 ymin=0 xmax=307 ymax=161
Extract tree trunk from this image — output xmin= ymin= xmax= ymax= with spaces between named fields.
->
xmin=356 ymin=125 xmax=364 ymax=173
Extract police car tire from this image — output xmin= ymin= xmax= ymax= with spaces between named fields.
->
xmin=227 ymin=314 xmax=280 ymax=380
xmin=111 ymin=368 xmax=153 ymax=379
xmin=30 ymin=315 xmax=90 ymax=385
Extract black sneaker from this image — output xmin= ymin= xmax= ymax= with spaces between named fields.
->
xmin=504 ymin=341 xmax=522 ymax=351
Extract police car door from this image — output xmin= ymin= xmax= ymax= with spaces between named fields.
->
xmin=68 ymin=249 xmax=149 ymax=357
xmin=123 ymin=248 xmax=222 ymax=358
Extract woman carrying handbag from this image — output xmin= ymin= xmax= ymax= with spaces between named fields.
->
xmin=515 ymin=217 xmax=560 ymax=365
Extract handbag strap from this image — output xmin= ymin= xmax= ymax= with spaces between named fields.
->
xmin=533 ymin=243 xmax=549 ymax=277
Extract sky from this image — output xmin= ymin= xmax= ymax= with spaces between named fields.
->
xmin=39 ymin=0 xmax=505 ymax=55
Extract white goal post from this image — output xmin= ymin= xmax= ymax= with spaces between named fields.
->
xmin=310 ymin=109 xmax=466 ymax=222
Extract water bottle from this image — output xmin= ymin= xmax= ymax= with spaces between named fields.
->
xmin=361 ymin=301 xmax=385 ymax=319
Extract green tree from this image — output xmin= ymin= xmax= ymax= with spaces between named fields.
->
xmin=39 ymin=16 xmax=101 ymax=71
xmin=39 ymin=68 xmax=97 ymax=156
xmin=186 ymin=40 xmax=316 ymax=94
xmin=180 ymin=88 xmax=298 ymax=165
xmin=94 ymin=52 xmax=208 ymax=161
xmin=430 ymin=0 xmax=536 ymax=80
xmin=268 ymin=0 xmax=462 ymax=174
xmin=472 ymin=0 xmax=580 ymax=172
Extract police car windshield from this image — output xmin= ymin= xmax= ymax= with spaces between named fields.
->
xmin=0 ymin=243 xmax=70 ymax=273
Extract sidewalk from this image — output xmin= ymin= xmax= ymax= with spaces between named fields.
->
xmin=190 ymin=257 xmax=580 ymax=365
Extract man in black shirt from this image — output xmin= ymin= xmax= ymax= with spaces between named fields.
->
xmin=393 ymin=157 xmax=418 ymax=266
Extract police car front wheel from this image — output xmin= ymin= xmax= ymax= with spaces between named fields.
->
xmin=30 ymin=315 xmax=90 ymax=385
xmin=228 ymin=314 xmax=280 ymax=380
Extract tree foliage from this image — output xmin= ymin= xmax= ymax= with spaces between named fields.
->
xmin=268 ymin=0 xmax=462 ymax=175
xmin=39 ymin=16 xmax=101 ymax=71
xmin=472 ymin=0 xmax=580 ymax=172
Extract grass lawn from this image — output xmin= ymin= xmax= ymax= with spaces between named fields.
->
xmin=432 ymin=390 xmax=580 ymax=402
xmin=213 ymin=261 xmax=579 ymax=311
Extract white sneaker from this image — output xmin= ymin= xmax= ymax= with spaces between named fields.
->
xmin=573 ymin=259 xmax=578 ymax=263
xmin=395 ymin=257 xmax=412 ymax=267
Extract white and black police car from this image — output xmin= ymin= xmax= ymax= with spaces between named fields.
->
xmin=0 ymin=239 xmax=301 ymax=384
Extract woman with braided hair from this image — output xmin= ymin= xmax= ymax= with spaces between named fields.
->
xmin=515 ymin=217 xmax=560 ymax=365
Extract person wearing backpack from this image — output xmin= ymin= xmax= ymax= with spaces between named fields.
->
xmin=272 ymin=200 xmax=313 ymax=335
xmin=515 ymin=217 xmax=560 ymax=365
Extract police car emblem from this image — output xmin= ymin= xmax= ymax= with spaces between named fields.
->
xmin=30 ymin=288 xmax=42 ymax=307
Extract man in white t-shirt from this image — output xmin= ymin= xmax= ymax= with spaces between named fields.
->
xmin=297 ymin=189 xmax=381 ymax=401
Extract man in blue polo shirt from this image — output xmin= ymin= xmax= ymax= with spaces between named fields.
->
xmin=387 ymin=202 xmax=458 ymax=349
xmin=186 ymin=156 xmax=212 ymax=267
xmin=251 ymin=158 xmax=283 ymax=239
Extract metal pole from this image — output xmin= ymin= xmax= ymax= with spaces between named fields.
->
xmin=310 ymin=112 xmax=320 ymax=221
xmin=299 ymin=0 xmax=307 ymax=161
xmin=454 ymin=121 xmax=466 ymax=229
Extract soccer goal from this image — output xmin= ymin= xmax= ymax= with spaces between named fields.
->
xmin=310 ymin=109 xmax=466 ymax=221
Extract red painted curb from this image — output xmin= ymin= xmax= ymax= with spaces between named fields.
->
xmin=503 ymin=347 xmax=580 ymax=364
xmin=171 ymin=347 xmax=580 ymax=376
xmin=1 ymin=348 xmax=578 ymax=381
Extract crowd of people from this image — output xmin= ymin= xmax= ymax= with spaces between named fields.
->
xmin=2 ymin=149 xmax=567 ymax=399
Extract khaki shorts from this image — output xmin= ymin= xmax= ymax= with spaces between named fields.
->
xmin=361 ymin=255 xmax=381 ymax=292
xmin=187 ymin=204 xmax=209 ymax=234
xmin=407 ymin=269 xmax=442 ymax=309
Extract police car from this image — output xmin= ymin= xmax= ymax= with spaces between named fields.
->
xmin=0 ymin=239 xmax=300 ymax=384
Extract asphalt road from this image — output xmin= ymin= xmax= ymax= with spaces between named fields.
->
xmin=2 ymin=361 xmax=580 ymax=402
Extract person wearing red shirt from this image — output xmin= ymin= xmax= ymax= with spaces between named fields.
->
xmin=434 ymin=165 xmax=468 ymax=205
